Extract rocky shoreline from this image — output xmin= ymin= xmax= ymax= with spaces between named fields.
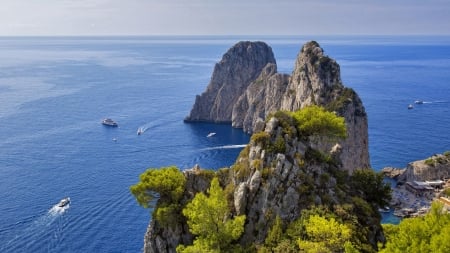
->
xmin=381 ymin=152 xmax=450 ymax=218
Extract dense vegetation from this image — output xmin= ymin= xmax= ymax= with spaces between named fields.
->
xmin=380 ymin=202 xmax=450 ymax=253
xmin=291 ymin=105 xmax=346 ymax=139
xmin=130 ymin=166 xmax=186 ymax=226
xmin=177 ymin=177 xmax=246 ymax=253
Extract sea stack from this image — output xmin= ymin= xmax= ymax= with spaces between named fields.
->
xmin=186 ymin=40 xmax=370 ymax=172
xmin=184 ymin=41 xmax=276 ymax=123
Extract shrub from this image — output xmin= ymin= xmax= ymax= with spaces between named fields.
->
xmin=268 ymin=135 xmax=286 ymax=154
xmin=251 ymin=131 xmax=270 ymax=147
xmin=291 ymin=105 xmax=346 ymax=139
xmin=425 ymin=158 xmax=435 ymax=166
xmin=130 ymin=166 xmax=186 ymax=208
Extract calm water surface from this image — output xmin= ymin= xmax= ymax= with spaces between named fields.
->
xmin=0 ymin=36 xmax=449 ymax=252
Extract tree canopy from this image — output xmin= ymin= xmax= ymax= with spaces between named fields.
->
xmin=291 ymin=105 xmax=347 ymax=139
xmin=130 ymin=166 xmax=186 ymax=208
xmin=177 ymin=177 xmax=246 ymax=253
xmin=350 ymin=169 xmax=392 ymax=209
xmin=297 ymin=214 xmax=357 ymax=253
xmin=380 ymin=202 xmax=450 ymax=253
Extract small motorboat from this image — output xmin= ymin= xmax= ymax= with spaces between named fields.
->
xmin=408 ymin=104 xmax=413 ymax=109
xmin=57 ymin=197 xmax=70 ymax=207
xmin=102 ymin=118 xmax=118 ymax=127
xmin=137 ymin=128 xmax=143 ymax=135
xmin=414 ymin=100 xmax=424 ymax=104
xmin=206 ymin=132 xmax=216 ymax=138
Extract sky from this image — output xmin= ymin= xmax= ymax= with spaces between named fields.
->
xmin=0 ymin=0 xmax=449 ymax=36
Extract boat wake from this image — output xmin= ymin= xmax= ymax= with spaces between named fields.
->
xmin=137 ymin=121 xmax=161 ymax=135
xmin=200 ymin=144 xmax=247 ymax=151
xmin=0 ymin=203 xmax=70 ymax=252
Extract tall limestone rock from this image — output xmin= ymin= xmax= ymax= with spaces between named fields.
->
xmin=184 ymin=41 xmax=276 ymax=123
xmin=187 ymin=40 xmax=370 ymax=172
xmin=231 ymin=63 xmax=290 ymax=132
xmin=278 ymin=41 xmax=370 ymax=172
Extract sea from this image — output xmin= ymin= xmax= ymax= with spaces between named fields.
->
xmin=0 ymin=36 xmax=449 ymax=252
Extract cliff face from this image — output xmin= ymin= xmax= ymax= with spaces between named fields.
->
xmin=184 ymin=41 xmax=276 ymax=123
xmin=381 ymin=152 xmax=450 ymax=183
xmin=144 ymin=112 xmax=384 ymax=253
xmin=404 ymin=153 xmax=450 ymax=182
xmin=187 ymin=40 xmax=370 ymax=172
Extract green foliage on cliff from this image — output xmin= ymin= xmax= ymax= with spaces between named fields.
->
xmin=292 ymin=105 xmax=346 ymax=139
xmin=130 ymin=166 xmax=186 ymax=226
xmin=130 ymin=166 xmax=186 ymax=208
xmin=380 ymin=202 xmax=450 ymax=253
xmin=297 ymin=214 xmax=356 ymax=253
xmin=350 ymin=169 xmax=392 ymax=209
xmin=177 ymin=177 xmax=246 ymax=253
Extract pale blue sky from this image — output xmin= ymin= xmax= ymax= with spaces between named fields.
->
xmin=0 ymin=0 xmax=449 ymax=36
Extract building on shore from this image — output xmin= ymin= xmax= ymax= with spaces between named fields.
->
xmin=405 ymin=181 xmax=435 ymax=197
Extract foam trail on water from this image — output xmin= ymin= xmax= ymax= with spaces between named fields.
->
xmin=1 ymin=204 xmax=69 ymax=252
xmin=200 ymin=144 xmax=247 ymax=151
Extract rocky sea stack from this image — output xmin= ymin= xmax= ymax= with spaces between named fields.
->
xmin=184 ymin=41 xmax=276 ymax=123
xmin=186 ymin=40 xmax=369 ymax=172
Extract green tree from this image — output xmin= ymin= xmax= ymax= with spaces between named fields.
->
xmin=130 ymin=166 xmax=186 ymax=208
xmin=177 ymin=177 xmax=246 ymax=253
xmin=291 ymin=105 xmax=347 ymax=139
xmin=350 ymin=169 xmax=392 ymax=208
xmin=297 ymin=214 xmax=356 ymax=253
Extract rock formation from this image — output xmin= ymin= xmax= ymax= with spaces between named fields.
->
xmin=142 ymin=41 xmax=381 ymax=252
xmin=184 ymin=41 xmax=276 ymax=123
xmin=186 ymin=40 xmax=370 ymax=172
xmin=144 ymin=110 xmax=385 ymax=253
xmin=382 ymin=152 xmax=450 ymax=183
xmin=403 ymin=153 xmax=450 ymax=182
xmin=381 ymin=167 xmax=406 ymax=180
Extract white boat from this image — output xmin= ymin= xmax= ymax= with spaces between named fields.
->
xmin=414 ymin=100 xmax=424 ymax=104
xmin=408 ymin=104 xmax=413 ymax=109
xmin=206 ymin=132 xmax=216 ymax=138
xmin=57 ymin=197 xmax=70 ymax=207
xmin=137 ymin=128 xmax=143 ymax=135
xmin=102 ymin=118 xmax=118 ymax=127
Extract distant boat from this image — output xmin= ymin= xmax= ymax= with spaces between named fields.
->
xmin=378 ymin=206 xmax=390 ymax=213
xmin=414 ymin=100 xmax=424 ymax=104
xmin=207 ymin=132 xmax=216 ymax=138
xmin=137 ymin=128 xmax=143 ymax=135
xmin=408 ymin=104 xmax=413 ymax=109
xmin=57 ymin=197 xmax=70 ymax=207
xmin=102 ymin=118 xmax=118 ymax=127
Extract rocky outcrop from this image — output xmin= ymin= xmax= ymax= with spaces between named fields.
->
xmin=187 ymin=40 xmax=370 ymax=172
xmin=143 ymin=167 xmax=211 ymax=253
xmin=184 ymin=41 xmax=276 ymax=123
xmin=231 ymin=63 xmax=290 ymax=131
xmin=381 ymin=167 xmax=406 ymax=180
xmin=404 ymin=153 xmax=450 ymax=182
xmin=144 ymin=110 xmax=385 ymax=252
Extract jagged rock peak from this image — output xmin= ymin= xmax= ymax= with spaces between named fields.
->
xmin=281 ymin=40 xmax=342 ymax=111
xmin=184 ymin=41 xmax=276 ymax=123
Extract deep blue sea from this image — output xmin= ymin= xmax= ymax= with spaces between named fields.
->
xmin=0 ymin=36 xmax=449 ymax=252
